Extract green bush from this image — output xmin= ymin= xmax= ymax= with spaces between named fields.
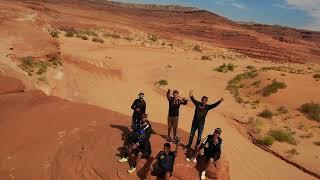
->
xmin=262 ymin=80 xmax=287 ymax=97
xmin=299 ymin=102 xmax=320 ymax=121
xmin=285 ymin=148 xmax=299 ymax=157
xmin=92 ymin=37 xmax=104 ymax=43
xmin=258 ymin=109 xmax=274 ymax=119
xmin=156 ymin=79 xmax=168 ymax=87
xmin=258 ymin=135 xmax=275 ymax=146
xmin=36 ymin=65 xmax=47 ymax=75
xmin=268 ymin=129 xmax=297 ymax=145
xmin=65 ymin=30 xmax=75 ymax=37
xmin=149 ymin=34 xmax=158 ymax=42
xmin=214 ymin=63 xmax=235 ymax=73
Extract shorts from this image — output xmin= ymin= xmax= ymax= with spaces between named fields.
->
xmin=151 ymin=164 xmax=173 ymax=177
xmin=204 ymin=147 xmax=221 ymax=161
xmin=168 ymin=116 xmax=179 ymax=129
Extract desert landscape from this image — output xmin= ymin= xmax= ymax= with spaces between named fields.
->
xmin=0 ymin=0 xmax=320 ymax=180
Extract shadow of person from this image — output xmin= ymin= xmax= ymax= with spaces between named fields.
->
xmin=110 ymin=124 xmax=131 ymax=157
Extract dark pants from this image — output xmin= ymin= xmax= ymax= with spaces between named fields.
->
xmin=187 ymin=120 xmax=205 ymax=147
xmin=132 ymin=112 xmax=142 ymax=130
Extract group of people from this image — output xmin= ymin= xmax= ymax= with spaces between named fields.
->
xmin=118 ymin=90 xmax=224 ymax=180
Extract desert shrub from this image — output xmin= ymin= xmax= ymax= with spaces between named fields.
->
xmin=277 ymin=106 xmax=288 ymax=114
xmin=149 ymin=34 xmax=158 ymax=42
xmin=246 ymin=65 xmax=255 ymax=70
xmin=258 ymin=135 xmax=275 ymax=146
xmin=299 ymin=102 xmax=320 ymax=121
xmin=285 ymin=148 xmax=299 ymax=157
xmin=313 ymin=74 xmax=320 ymax=79
xmin=251 ymin=80 xmax=261 ymax=86
xmin=104 ymin=32 xmax=120 ymax=39
xmin=248 ymin=118 xmax=263 ymax=133
xmin=268 ymin=129 xmax=297 ymax=145
xmin=166 ymin=65 xmax=173 ymax=68
xmin=193 ymin=44 xmax=202 ymax=52
xmin=201 ymin=55 xmax=211 ymax=60
xmin=156 ymin=79 xmax=168 ymax=87
xmin=92 ymin=37 xmax=104 ymax=43
xmin=50 ymin=29 xmax=59 ymax=38
xmin=262 ymin=80 xmax=286 ymax=97
xmin=36 ymin=65 xmax=47 ymax=75
xmin=81 ymin=30 xmax=98 ymax=37
xmin=37 ymin=76 xmax=47 ymax=82
xmin=76 ymin=34 xmax=88 ymax=40
xmin=48 ymin=56 xmax=62 ymax=67
xmin=214 ymin=63 xmax=235 ymax=73
xmin=124 ymin=37 xmax=134 ymax=41
xmin=258 ymin=109 xmax=274 ymax=119
xmin=65 ymin=29 xmax=75 ymax=37
xmin=313 ymin=141 xmax=320 ymax=146
xmin=280 ymin=73 xmax=286 ymax=76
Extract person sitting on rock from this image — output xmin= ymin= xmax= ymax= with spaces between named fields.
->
xmin=187 ymin=128 xmax=223 ymax=180
xmin=131 ymin=92 xmax=146 ymax=131
xmin=118 ymin=114 xmax=152 ymax=174
xmin=147 ymin=139 xmax=180 ymax=180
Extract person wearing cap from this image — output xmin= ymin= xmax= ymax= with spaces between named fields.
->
xmin=119 ymin=114 xmax=152 ymax=174
xmin=131 ymin=92 xmax=147 ymax=131
xmin=166 ymin=89 xmax=188 ymax=142
xmin=187 ymin=128 xmax=223 ymax=180
xmin=185 ymin=90 xmax=223 ymax=150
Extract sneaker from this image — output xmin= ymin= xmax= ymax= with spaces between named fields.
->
xmin=183 ymin=145 xmax=191 ymax=150
xmin=118 ymin=157 xmax=128 ymax=163
xmin=186 ymin=157 xmax=197 ymax=163
xmin=128 ymin=166 xmax=136 ymax=174
xmin=200 ymin=171 xmax=206 ymax=180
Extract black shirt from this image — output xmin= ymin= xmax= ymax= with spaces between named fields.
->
xmin=190 ymin=96 xmax=222 ymax=123
xmin=167 ymin=92 xmax=187 ymax=117
xmin=131 ymin=98 xmax=146 ymax=115
xmin=200 ymin=135 xmax=223 ymax=152
xmin=157 ymin=151 xmax=176 ymax=171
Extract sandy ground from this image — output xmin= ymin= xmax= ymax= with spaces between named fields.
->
xmin=0 ymin=0 xmax=320 ymax=180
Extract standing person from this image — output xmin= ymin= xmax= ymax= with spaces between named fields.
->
xmin=119 ymin=114 xmax=152 ymax=174
xmin=147 ymin=139 xmax=180 ymax=180
xmin=167 ymin=89 xmax=187 ymax=142
xmin=187 ymin=128 xmax=223 ymax=180
xmin=185 ymin=90 xmax=223 ymax=150
xmin=131 ymin=92 xmax=146 ymax=131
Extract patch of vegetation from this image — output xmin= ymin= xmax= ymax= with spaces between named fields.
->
xmin=258 ymin=109 xmax=274 ymax=119
xmin=226 ymin=70 xmax=258 ymax=104
xmin=124 ymin=37 xmax=134 ymax=41
xmin=313 ymin=141 xmax=320 ymax=146
xmin=166 ymin=65 xmax=173 ymax=68
xmin=156 ymin=79 xmax=168 ymax=87
xmin=299 ymin=102 xmax=320 ymax=121
xmin=65 ymin=29 xmax=75 ymax=37
xmin=76 ymin=34 xmax=88 ymax=40
xmin=48 ymin=56 xmax=62 ymax=67
xmin=92 ymin=37 xmax=104 ymax=44
xmin=251 ymin=80 xmax=261 ymax=87
xmin=277 ymin=106 xmax=289 ymax=114
xmin=149 ymin=34 xmax=158 ymax=42
xmin=313 ymin=74 xmax=320 ymax=79
xmin=193 ymin=44 xmax=202 ymax=52
xmin=258 ymin=135 xmax=275 ymax=146
xmin=248 ymin=118 xmax=263 ymax=133
xmin=50 ymin=29 xmax=59 ymax=38
xmin=285 ymin=148 xmax=299 ymax=157
xmin=37 ymin=75 xmax=47 ymax=82
xmin=262 ymin=79 xmax=287 ymax=97
xmin=19 ymin=56 xmax=62 ymax=76
xmin=214 ymin=63 xmax=235 ymax=73
xmin=246 ymin=65 xmax=255 ymax=70
xmin=268 ymin=129 xmax=297 ymax=145
xmin=280 ymin=73 xmax=286 ymax=76
xmin=201 ymin=55 xmax=212 ymax=60
xmin=299 ymin=132 xmax=313 ymax=139
xmin=36 ymin=65 xmax=47 ymax=75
